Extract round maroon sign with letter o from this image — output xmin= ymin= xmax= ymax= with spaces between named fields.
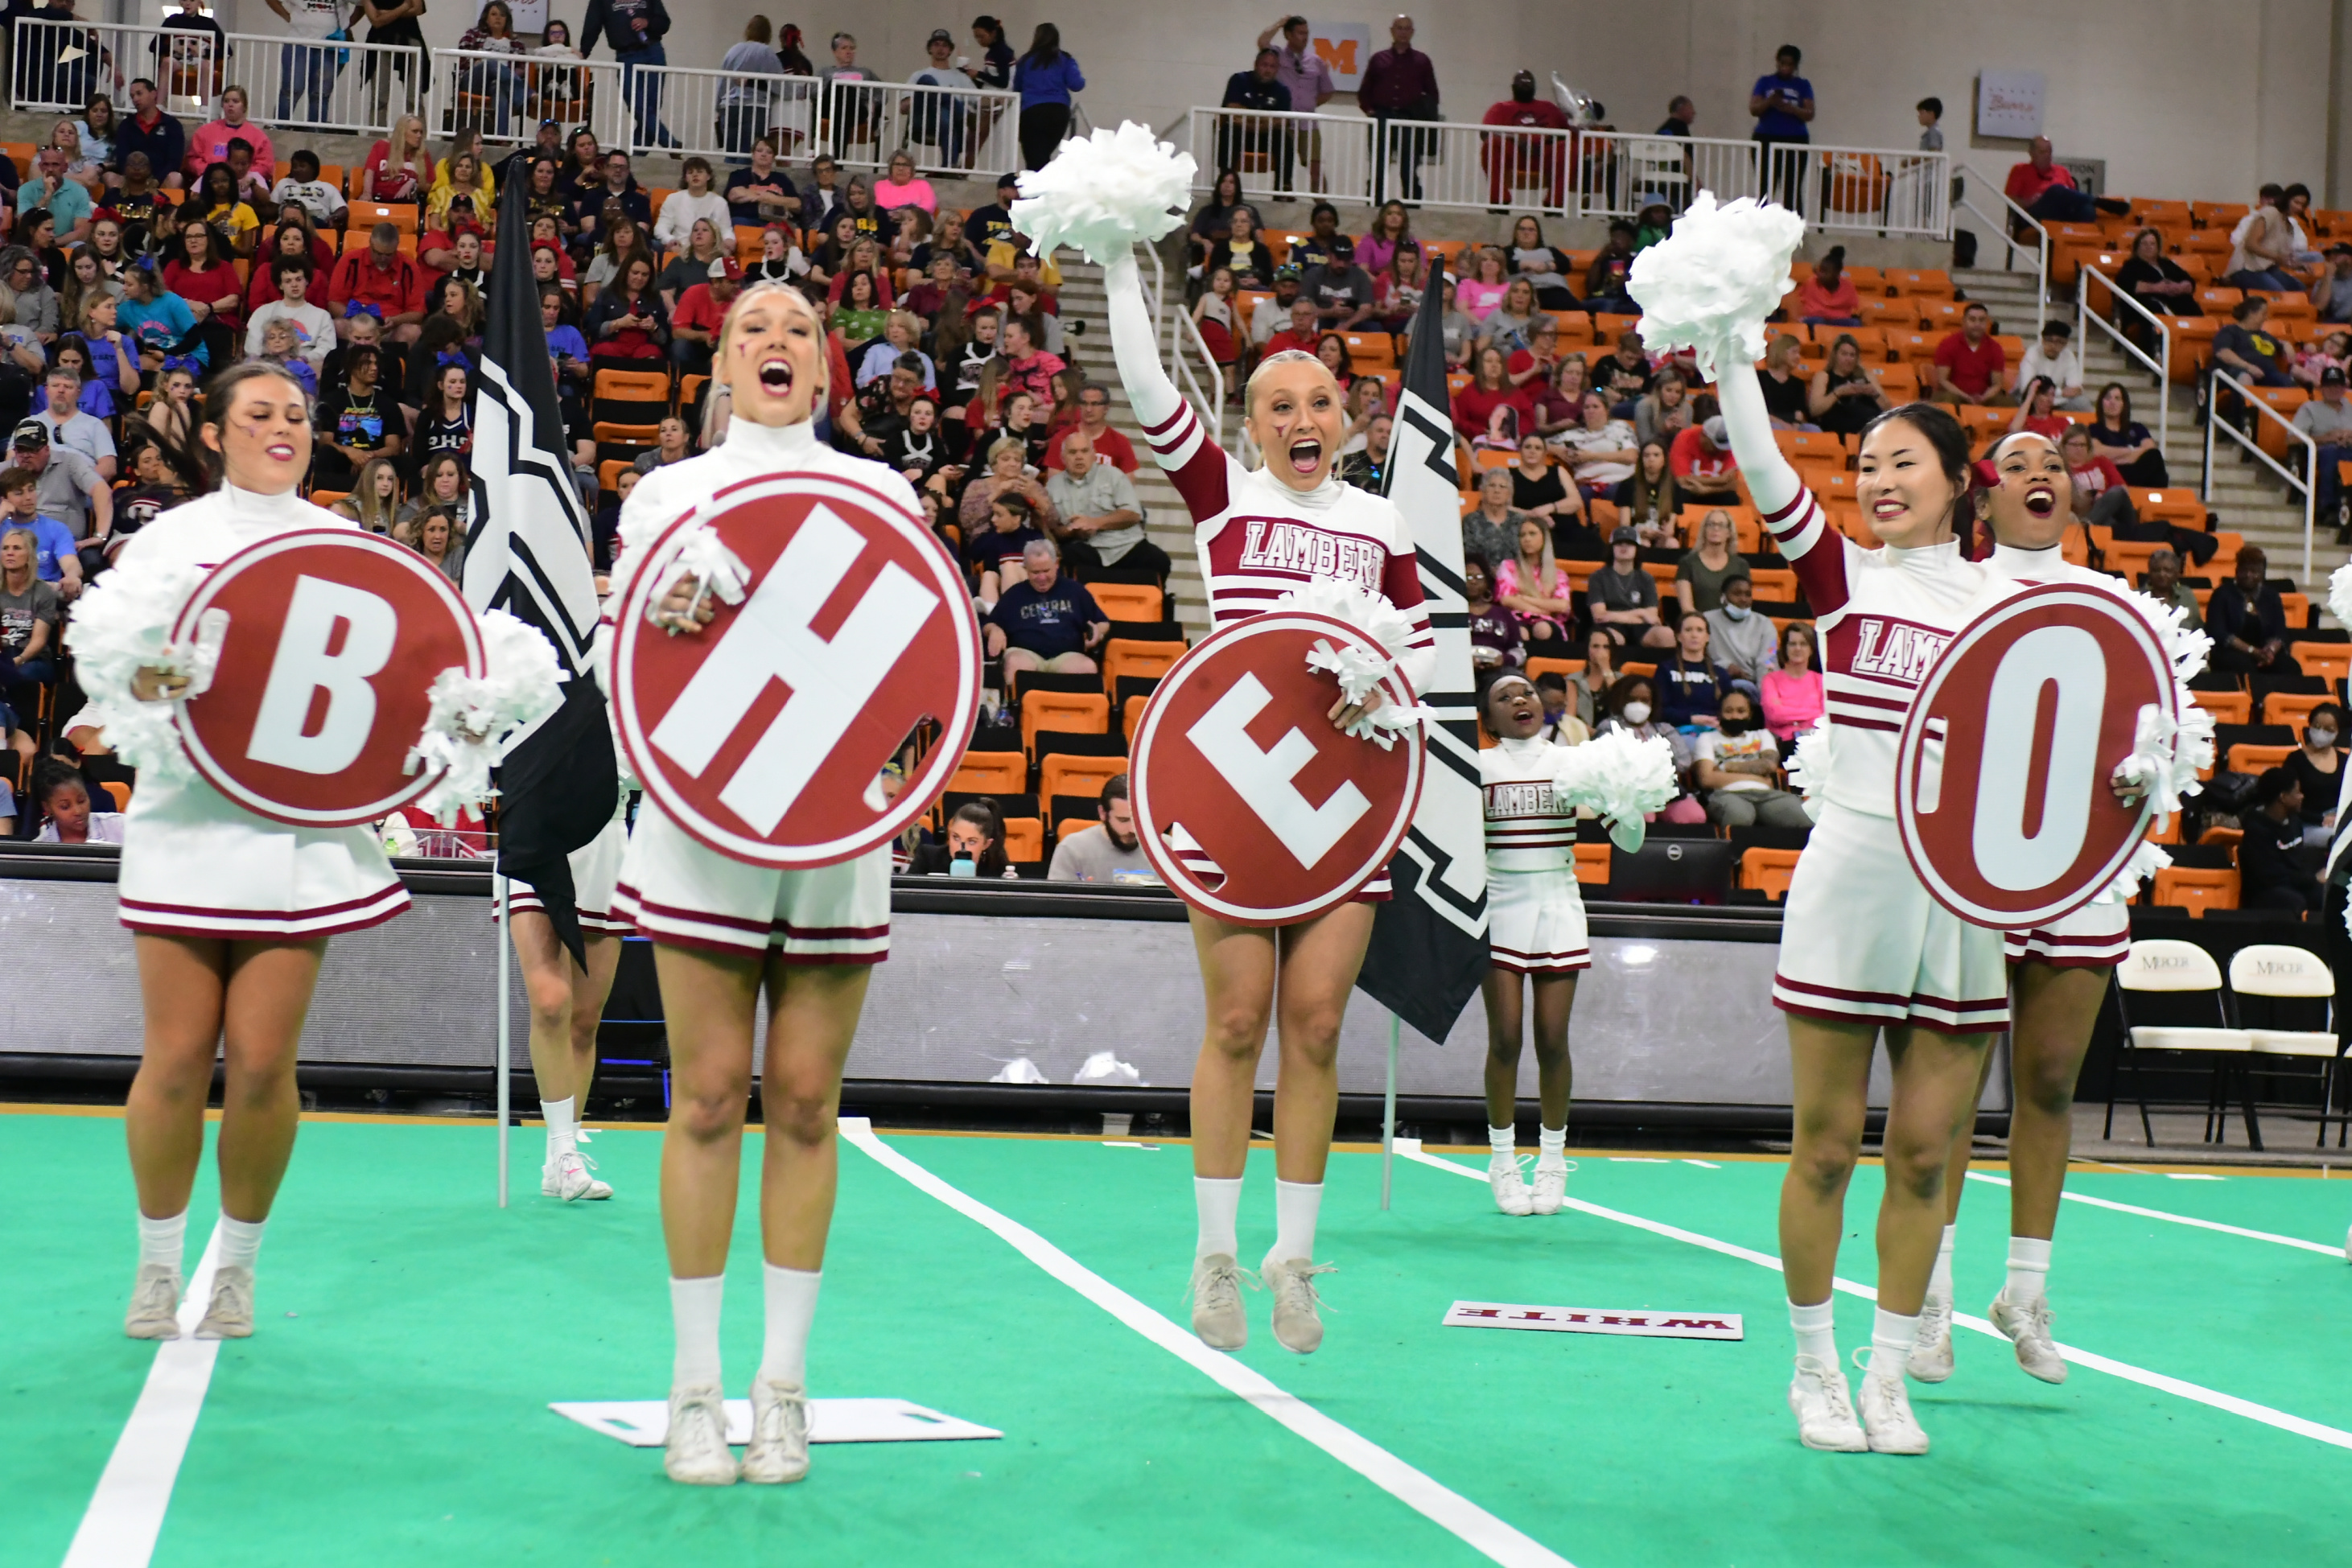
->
xmin=1131 ymin=611 xmax=1424 ymax=927
xmin=174 ymin=528 xmax=483 ymax=828
xmin=1896 ymin=582 xmax=2173 ymax=928
xmin=612 ymin=471 xmax=980 ymax=870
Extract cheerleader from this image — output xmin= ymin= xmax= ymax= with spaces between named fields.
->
xmin=1913 ymin=431 xmax=2160 ymax=1387
xmin=1712 ymin=360 xmax=2002 ymax=1456
xmin=107 ymin=362 xmax=410 ymax=1343
xmin=503 ymin=788 xmax=632 ymax=1202
xmin=604 ymin=281 xmax=907 ymax=1487
xmin=1478 ymin=671 xmax=1590 ymax=1216
xmin=1103 ymin=243 xmax=1435 ymax=1356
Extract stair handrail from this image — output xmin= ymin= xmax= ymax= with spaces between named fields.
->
xmin=2202 ymin=367 xmax=2318 ymax=584
xmin=1953 ymin=163 xmax=2048 ymax=330
xmin=2076 ymin=265 xmax=2171 ymax=463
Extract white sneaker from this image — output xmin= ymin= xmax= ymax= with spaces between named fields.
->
xmin=542 ymin=1149 xmax=612 ymax=1202
xmin=1263 ymin=1257 xmax=1335 ymax=1355
xmin=1187 ymin=1253 xmax=1253 ymax=1351
xmin=1786 ymin=1354 xmax=1867 ymax=1452
xmin=1907 ymin=1294 xmax=1955 ymax=1383
xmin=1489 ymin=1154 xmax=1533 ymax=1216
xmin=125 ymin=1263 xmax=182 ymax=1340
xmin=194 ymin=1265 xmax=254 ymax=1340
xmin=663 ymin=1384 xmax=738 ymax=1485
xmin=740 ymin=1374 xmax=811 ymax=1484
xmin=1530 ymin=1156 xmax=1574 ymax=1216
xmin=1853 ymin=1352 xmax=1930 ymax=1455
xmin=1987 ymin=1288 xmax=2068 ymax=1384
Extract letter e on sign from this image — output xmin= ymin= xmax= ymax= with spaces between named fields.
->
xmin=174 ymin=529 xmax=483 ymax=828
xmin=1896 ymin=583 xmax=2172 ymax=928
xmin=614 ymin=473 xmax=981 ymax=870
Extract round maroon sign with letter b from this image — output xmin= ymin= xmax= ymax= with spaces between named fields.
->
xmin=1897 ymin=582 xmax=2173 ymax=928
xmin=1131 ymin=611 xmax=1424 ymax=927
xmin=174 ymin=528 xmax=483 ymax=829
xmin=612 ymin=471 xmax=981 ymax=870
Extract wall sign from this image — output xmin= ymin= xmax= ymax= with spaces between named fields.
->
xmin=1975 ymin=69 xmax=2045 ymax=139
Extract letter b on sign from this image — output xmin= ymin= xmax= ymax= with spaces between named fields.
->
xmin=246 ymin=574 xmax=398 ymax=775
xmin=1897 ymin=583 xmax=2172 ymax=928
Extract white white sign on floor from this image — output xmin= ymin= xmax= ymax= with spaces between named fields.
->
xmin=551 ymin=1397 xmax=1002 ymax=1448
xmin=1442 ymin=1302 xmax=1744 ymax=1341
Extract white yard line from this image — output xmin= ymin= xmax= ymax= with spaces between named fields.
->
xmin=63 ymin=1224 xmax=227 ymax=1568
xmin=843 ymin=1119 xmax=1575 ymax=1568
xmin=1397 ymin=1142 xmax=2352 ymax=1455
xmin=1964 ymin=1171 xmax=2340 ymax=1257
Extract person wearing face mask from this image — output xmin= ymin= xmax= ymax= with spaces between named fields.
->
xmin=84 ymin=362 xmax=410 ymax=1351
xmin=1704 ymin=574 xmax=1778 ymax=697
xmin=1047 ymin=772 xmax=1155 ymax=883
xmin=1694 ymin=689 xmax=1810 ymax=829
xmin=1920 ymin=427 xmax=2191 ymax=1399
xmin=1106 ymin=228 xmax=1434 ymax=1360
xmin=2283 ymin=700 xmax=2344 ymax=849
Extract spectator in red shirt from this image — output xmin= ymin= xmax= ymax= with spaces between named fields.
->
xmin=998 ymin=316 xmax=1067 ymax=411
xmin=1044 ymin=382 xmax=1138 ymax=472
xmin=1452 ymin=344 xmax=1529 ymax=449
xmin=1669 ymin=415 xmax=1740 ymax=500
xmin=1481 ymin=71 xmax=1569 ymax=208
xmin=2056 ymin=424 xmax=2136 ymax=534
xmin=1263 ymin=295 xmax=1323 ymax=360
xmin=1930 ymin=302 xmax=2010 ymax=407
xmin=2001 ymin=136 xmax=2128 ymax=226
xmin=668 ymin=258 xmax=740 ymax=372
xmin=1794 ymin=245 xmax=1862 ymax=324
xmin=329 ymin=224 xmax=430 ymax=344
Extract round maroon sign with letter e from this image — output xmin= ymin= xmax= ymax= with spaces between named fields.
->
xmin=174 ymin=528 xmax=483 ymax=828
xmin=612 ymin=471 xmax=980 ymax=870
xmin=1131 ymin=611 xmax=1424 ymax=927
xmin=1896 ymin=582 xmax=2173 ymax=928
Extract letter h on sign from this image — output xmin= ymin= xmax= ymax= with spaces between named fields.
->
xmin=649 ymin=505 xmax=939 ymax=836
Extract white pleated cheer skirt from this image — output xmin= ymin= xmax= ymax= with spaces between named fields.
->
xmin=1487 ymin=866 xmax=1591 ymax=975
xmin=611 ymin=797 xmax=890 ymax=962
xmin=117 ymin=774 xmax=409 ymax=941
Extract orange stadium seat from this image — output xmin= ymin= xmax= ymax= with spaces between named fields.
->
xmin=1740 ymin=848 xmax=1801 ymax=901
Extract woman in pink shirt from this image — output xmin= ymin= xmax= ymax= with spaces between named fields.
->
xmin=872 ymin=150 xmax=937 ymax=216
xmin=184 ymin=85 xmax=274 ymax=184
xmin=1456 ymin=246 xmax=1511 ymax=316
xmin=1794 ymin=245 xmax=1862 ymax=325
xmin=1759 ymin=620 xmax=1825 ymax=743
xmin=1355 ymin=200 xmax=1420 ymax=278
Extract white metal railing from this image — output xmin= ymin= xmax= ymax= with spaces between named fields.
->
xmin=2203 ymin=367 xmax=2317 ymax=582
xmin=1575 ymin=130 xmax=1947 ymax=237
xmin=1145 ymin=243 xmax=1222 ymax=450
xmin=554 ymin=63 xmax=826 ymax=163
xmin=1955 ymin=161 xmax=2048 ymax=329
xmin=1381 ymin=117 xmax=1576 ymax=217
xmin=11 ymin=16 xmax=424 ymax=137
xmin=820 ymin=79 xmax=1021 ymax=179
xmin=425 ymin=48 xmax=620 ymax=149
xmin=1185 ymin=105 xmax=1374 ymax=209
xmin=2078 ymin=265 xmax=2171 ymax=461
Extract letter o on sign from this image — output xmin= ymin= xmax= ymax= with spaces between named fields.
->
xmin=614 ymin=473 xmax=980 ymax=869
xmin=1131 ymin=611 xmax=1423 ymax=926
xmin=1897 ymin=582 xmax=2172 ymax=928
xmin=175 ymin=528 xmax=483 ymax=828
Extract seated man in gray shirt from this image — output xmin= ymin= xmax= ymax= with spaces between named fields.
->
xmin=1703 ymin=573 xmax=1778 ymax=696
xmin=1046 ymin=430 xmax=1171 ymax=584
xmin=1047 ymin=774 xmax=1157 ymax=883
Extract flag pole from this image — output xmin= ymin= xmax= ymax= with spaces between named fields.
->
xmin=1382 ymin=1013 xmax=1399 ymax=1211
xmin=496 ymin=872 xmax=511 ymax=1209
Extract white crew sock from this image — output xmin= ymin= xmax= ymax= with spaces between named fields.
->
xmin=1788 ymin=1297 xmax=1837 ymax=1365
xmin=1868 ymin=1307 xmax=1917 ymax=1380
xmin=1927 ymin=1223 xmax=1957 ymax=1303
xmin=138 ymin=1208 xmax=187 ymax=1270
xmin=758 ymin=1263 xmax=822 ymax=1388
xmin=1538 ymin=1126 xmax=1567 ymax=1161
xmin=2007 ymin=1235 xmax=2053 ymax=1305
xmin=669 ymin=1275 xmax=725 ymax=1388
xmin=542 ymin=1096 xmax=578 ymax=1161
xmin=1488 ymin=1125 xmax=1517 ymax=1158
xmin=1267 ymin=1179 xmax=1322 ymax=1268
xmin=1194 ymin=1176 xmax=1243 ymax=1260
xmin=215 ymin=1214 xmax=266 ymax=1272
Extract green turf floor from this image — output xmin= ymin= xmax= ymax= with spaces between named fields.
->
xmin=12 ymin=1110 xmax=2352 ymax=1568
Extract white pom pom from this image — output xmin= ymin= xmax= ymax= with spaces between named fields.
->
xmin=66 ymin=550 xmax=212 ymax=782
xmin=1628 ymin=191 xmax=1808 ymax=382
xmin=2094 ymin=839 xmax=2172 ymax=905
xmin=2126 ymin=588 xmax=2211 ymax=684
xmin=1278 ymin=577 xmax=1415 ymax=659
xmin=1010 ymin=121 xmax=1197 ymax=265
xmin=1552 ymin=728 xmax=1677 ymax=848
xmin=1784 ymin=719 xmax=1834 ymax=821
xmin=639 ymin=522 xmax=752 ymax=630
xmin=404 ymin=611 xmax=566 ymax=825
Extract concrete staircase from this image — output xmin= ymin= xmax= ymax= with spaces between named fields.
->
xmin=1052 ymin=257 xmax=1213 ymax=637
xmin=1955 ymin=265 xmax=2334 ymax=600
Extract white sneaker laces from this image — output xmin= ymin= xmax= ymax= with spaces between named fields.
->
xmin=1185 ymin=1257 xmax=1259 ymax=1315
xmin=1275 ymin=1261 xmax=1337 ymax=1315
xmin=1794 ymin=1353 xmax=1856 ymax=1422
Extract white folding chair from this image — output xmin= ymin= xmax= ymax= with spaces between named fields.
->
xmin=2227 ymin=944 xmax=2341 ymax=1148
xmin=2106 ymin=939 xmax=2256 ymax=1148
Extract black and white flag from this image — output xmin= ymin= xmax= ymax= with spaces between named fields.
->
xmin=463 ymin=172 xmax=617 ymax=962
xmin=1354 ymin=261 xmax=1489 ymax=1043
